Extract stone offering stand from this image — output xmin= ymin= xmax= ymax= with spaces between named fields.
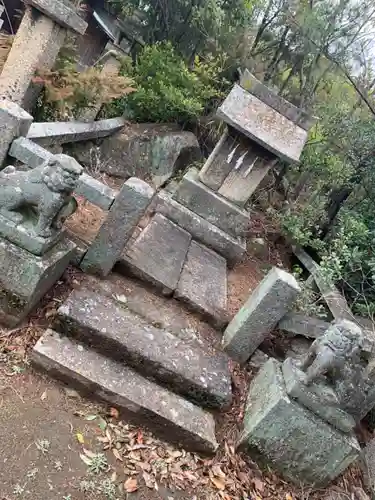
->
xmin=0 ymin=2 xmax=371 ymax=488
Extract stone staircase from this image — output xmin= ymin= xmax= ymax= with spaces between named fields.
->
xmin=32 ymin=274 xmax=233 ymax=455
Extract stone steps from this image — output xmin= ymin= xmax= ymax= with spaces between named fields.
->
xmin=32 ymin=330 xmax=218 ymax=455
xmin=54 ymin=286 xmax=232 ymax=410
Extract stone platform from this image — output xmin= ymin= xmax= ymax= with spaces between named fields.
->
xmin=237 ymin=359 xmax=360 ymax=486
xmin=175 ymin=241 xmax=227 ymax=328
xmin=33 ymin=330 xmax=218 ymax=455
xmin=54 ymin=285 xmax=232 ymax=409
xmin=118 ymin=213 xmax=228 ymax=326
xmin=119 ymin=213 xmax=192 ymax=296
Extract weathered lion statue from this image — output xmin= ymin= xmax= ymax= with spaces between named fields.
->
xmin=298 ymin=319 xmax=364 ymax=385
xmin=0 ymin=154 xmax=83 ymax=238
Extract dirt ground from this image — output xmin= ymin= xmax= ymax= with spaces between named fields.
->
xmin=0 ymin=364 xmax=194 ymax=500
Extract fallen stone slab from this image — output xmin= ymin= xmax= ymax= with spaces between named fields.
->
xmin=81 ymin=178 xmax=155 ymax=276
xmin=217 ymin=84 xmax=308 ymax=164
xmin=27 ymin=118 xmax=125 ymax=146
xmin=175 ymin=241 xmax=227 ymax=328
xmin=222 ymin=267 xmax=301 ymax=363
xmin=237 ymin=358 xmax=360 ymax=486
xmin=173 ymin=168 xmax=251 ymax=238
xmin=278 ymin=312 xmax=330 ymax=338
xmin=55 ymin=286 xmax=232 ymax=409
xmin=9 ymin=137 xmax=118 ymax=210
xmin=293 ymin=246 xmax=353 ymax=321
xmin=119 ymin=213 xmax=192 ymax=295
xmin=155 ymin=191 xmax=246 ymax=267
xmin=33 ymin=330 xmax=218 ymax=454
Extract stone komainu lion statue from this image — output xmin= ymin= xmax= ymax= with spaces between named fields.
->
xmin=0 ymin=154 xmax=83 ymax=237
xmin=298 ymin=319 xmax=365 ymax=385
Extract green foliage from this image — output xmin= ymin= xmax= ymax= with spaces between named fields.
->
xmin=105 ymin=42 xmax=228 ymax=124
xmin=108 ymin=0 xmax=256 ymax=60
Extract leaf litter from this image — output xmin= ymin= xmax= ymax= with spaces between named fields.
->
xmin=77 ymin=408 xmax=367 ymax=500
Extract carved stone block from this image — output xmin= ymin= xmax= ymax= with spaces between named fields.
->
xmin=0 ymin=237 xmax=76 ymax=327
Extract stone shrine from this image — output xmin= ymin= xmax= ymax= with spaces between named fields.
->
xmin=237 ymin=319 xmax=371 ymax=486
xmin=0 ymin=154 xmax=82 ymax=326
xmin=170 ymin=72 xmax=315 ymax=254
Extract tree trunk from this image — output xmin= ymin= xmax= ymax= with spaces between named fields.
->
xmin=318 ymin=186 xmax=352 ymax=239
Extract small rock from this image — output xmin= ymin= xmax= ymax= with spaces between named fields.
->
xmin=248 ymin=349 xmax=269 ymax=370
xmin=248 ymin=237 xmax=268 ymax=259
xmin=64 ymin=388 xmax=80 ymax=398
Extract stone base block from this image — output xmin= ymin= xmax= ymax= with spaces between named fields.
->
xmin=0 ymin=237 xmax=75 ymax=326
xmin=282 ymin=358 xmax=355 ymax=433
xmin=0 ymin=214 xmax=63 ymax=256
xmin=155 ymin=191 xmax=246 ymax=267
xmin=238 ymin=359 xmax=360 ymax=487
xmin=173 ymin=167 xmax=251 ymax=238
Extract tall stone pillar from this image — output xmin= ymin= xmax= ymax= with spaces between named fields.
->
xmin=0 ymin=0 xmax=87 ymax=109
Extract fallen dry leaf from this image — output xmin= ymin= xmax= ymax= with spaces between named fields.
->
xmin=76 ymin=432 xmax=85 ymax=445
xmin=254 ymin=478 xmax=265 ymax=492
xmin=112 ymin=448 xmax=123 ymax=462
xmin=124 ymin=477 xmax=138 ymax=493
xmin=211 ymin=476 xmax=226 ymax=491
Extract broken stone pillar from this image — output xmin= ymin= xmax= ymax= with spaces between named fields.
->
xmin=0 ymin=154 xmax=83 ymax=326
xmin=0 ymin=0 xmax=87 ymax=109
xmin=222 ymin=267 xmax=301 ymax=363
xmin=80 ymin=178 xmax=155 ymax=277
xmin=199 ymin=72 xmax=316 ymax=206
xmin=0 ymin=100 xmax=33 ymax=167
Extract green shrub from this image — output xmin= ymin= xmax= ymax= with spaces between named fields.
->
xmin=105 ymin=42 xmax=228 ymax=124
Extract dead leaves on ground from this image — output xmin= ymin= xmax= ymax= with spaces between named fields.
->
xmin=82 ymin=412 xmax=290 ymax=499
xmin=76 ymin=410 xmax=367 ymax=500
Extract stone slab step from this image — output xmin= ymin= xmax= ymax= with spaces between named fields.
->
xmin=55 ymin=286 xmax=232 ymax=410
xmin=32 ymin=330 xmax=218 ymax=455
xmin=155 ymin=191 xmax=246 ymax=267
xmin=118 ymin=213 xmax=191 ymax=296
xmin=175 ymin=241 xmax=228 ymax=328
xmin=173 ymin=167 xmax=251 ymax=238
